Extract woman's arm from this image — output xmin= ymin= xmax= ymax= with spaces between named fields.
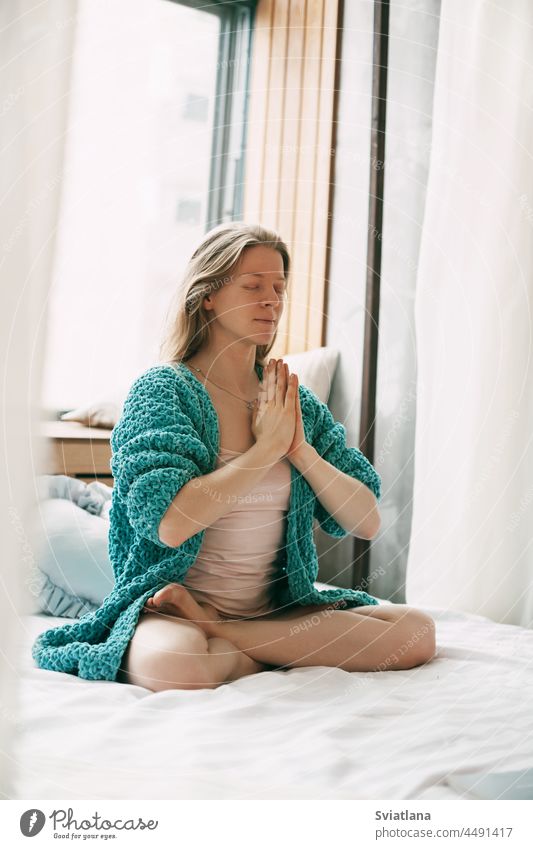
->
xmin=158 ymin=441 xmax=280 ymax=547
xmin=290 ymin=442 xmax=381 ymax=539
xmin=295 ymin=383 xmax=382 ymax=539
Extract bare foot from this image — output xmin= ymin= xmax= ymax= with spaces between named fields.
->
xmin=143 ymin=583 xmax=226 ymax=638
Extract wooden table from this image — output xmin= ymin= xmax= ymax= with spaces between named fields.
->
xmin=40 ymin=420 xmax=114 ymax=485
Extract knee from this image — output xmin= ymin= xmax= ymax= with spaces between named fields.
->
xmin=417 ymin=612 xmax=437 ymax=659
xmin=140 ymin=649 xmax=215 ymax=692
xmin=128 ymin=625 xmax=214 ymax=692
xmin=395 ymin=612 xmax=436 ymax=669
xmin=156 ymin=654 xmax=214 ymax=690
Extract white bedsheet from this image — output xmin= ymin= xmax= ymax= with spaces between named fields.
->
xmin=11 ymin=591 xmax=533 ymax=800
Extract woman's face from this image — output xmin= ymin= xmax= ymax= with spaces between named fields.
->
xmin=203 ymin=245 xmax=287 ymax=342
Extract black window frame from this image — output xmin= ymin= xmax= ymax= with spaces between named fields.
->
xmin=167 ymin=0 xmax=258 ymax=229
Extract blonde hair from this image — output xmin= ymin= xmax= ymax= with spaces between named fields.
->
xmin=159 ymin=221 xmax=290 ymax=367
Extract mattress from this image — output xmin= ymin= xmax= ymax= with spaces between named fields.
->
xmin=11 ymin=587 xmax=533 ymax=800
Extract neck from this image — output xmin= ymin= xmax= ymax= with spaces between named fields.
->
xmin=186 ymin=346 xmax=261 ymax=395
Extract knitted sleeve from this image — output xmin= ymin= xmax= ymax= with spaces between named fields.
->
xmin=110 ymin=366 xmax=210 ymax=547
xmin=306 ymin=388 xmax=382 ymax=538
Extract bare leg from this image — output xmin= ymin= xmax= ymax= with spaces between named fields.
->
xmin=145 ymin=584 xmax=436 ymax=672
xmin=120 ymin=608 xmax=270 ymax=691
xmin=218 ymin=605 xmax=435 ymax=671
xmin=205 ymin=636 xmax=268 ymax=684
xmin=139 ymin=590 xmax=273 ymax=687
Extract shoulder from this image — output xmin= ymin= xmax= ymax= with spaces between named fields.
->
xmin=122 ymin=363 xmax=199 ymax=410
xmin=111 ymin=363 xmax=205 ymax=447
xmin=124 ymin=363 xmax=184 ymax=394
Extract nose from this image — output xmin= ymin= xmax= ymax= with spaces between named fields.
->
xmin=261 ymin=290 xmax=282 ymax=307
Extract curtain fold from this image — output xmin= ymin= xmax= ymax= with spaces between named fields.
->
xmin=406 ymin=0 xmax=533 ymax=626
xmin=0 ymin=0 xmax=77 ymax=797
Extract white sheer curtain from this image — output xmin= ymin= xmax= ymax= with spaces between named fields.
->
xmin=0 ymin=0 xmax=77 ymax=797
xmin=406 ymin=0 xmax=533 ymax=627
xmin=41 ymin=0 xmax=220 ymax=413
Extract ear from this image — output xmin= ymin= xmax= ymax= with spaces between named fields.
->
xmin=201 ymin=284 xmax=215 ymax=311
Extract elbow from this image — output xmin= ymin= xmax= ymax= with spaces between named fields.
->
xmin=158 ymin=508 xmax=185 ymax=549
xmin=356 ymin=506 xmax=381 ymax=540
xmin=366 ymin=516 xmax=381 ymax=539
xmin=157 ymin=481 xmax=195 ymax=548
xmin=158 ymin=521 xmax=181 ymax=548
xmin=158 ymin=493 xmax=203 ymax=549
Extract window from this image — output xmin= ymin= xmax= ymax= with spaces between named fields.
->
xmin=43 ymin=0 xmax=255 ymax=413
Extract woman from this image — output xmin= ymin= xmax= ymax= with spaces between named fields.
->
xmin=32 ymin=221 xmax=436 ymax=686
xmin=117 ymin=221 xmax=436 ymax=691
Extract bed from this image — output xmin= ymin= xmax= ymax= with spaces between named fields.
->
xmin=13 ymin=583 xmax=533 ymax=800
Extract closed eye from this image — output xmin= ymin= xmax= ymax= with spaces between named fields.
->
xmin=244 ymin=286 xmax=286 ymax=295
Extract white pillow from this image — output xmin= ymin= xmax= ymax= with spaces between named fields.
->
xmin=282 ymin=346 xmax=340 ymax=404
xmin=60 ymin=401 xmax=120 ymax=430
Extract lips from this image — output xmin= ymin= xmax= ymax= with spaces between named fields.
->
xmin=255 ymin=319 xmax=275 ymax=324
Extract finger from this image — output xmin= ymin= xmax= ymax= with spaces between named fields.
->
xmin=265 ymin=361 xmax=272 ymax=403
xmin=272 ymin=359 xmax=279 ymax=401
xmin=284 ymin=373 xmax=297 ymax=405
xmin=275 ymin=361 xmax=285 ymax=402
xmin=257 ymin=382 xmax=267 ymax=421
xmin=283 ymin=363 xmax=291 ymax=404
xmin=256 ymin=385 xmax=266 ymax=422
xmin=280 ymin=360 xmax=288 ymax=387
xmin=267 ymin=359 xmax=276 ymax=403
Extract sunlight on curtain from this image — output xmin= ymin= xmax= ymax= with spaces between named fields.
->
xmin=406 ymin=0 xmax=533 ymax=627
xmin=41 ymin=0 xmax=220 ymax=412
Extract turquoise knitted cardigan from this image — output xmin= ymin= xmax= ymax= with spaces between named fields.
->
xmin=32 ymin=362 xmax=382 ymax=682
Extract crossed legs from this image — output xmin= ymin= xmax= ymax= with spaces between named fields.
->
xmin=119 ymin=584 xmax=436 ymax=691
xmin=118 ymin=610 xmax=269 ymax=691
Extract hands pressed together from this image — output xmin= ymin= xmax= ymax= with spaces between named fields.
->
xmin=251 ymin=357 xmax=307 ymax=462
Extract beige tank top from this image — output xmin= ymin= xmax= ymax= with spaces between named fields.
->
xmin=183 ymin=446 xmax=292 ymax=619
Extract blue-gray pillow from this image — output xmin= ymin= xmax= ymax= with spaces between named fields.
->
xmin=31 ymin=499 xmax=115 ymax=618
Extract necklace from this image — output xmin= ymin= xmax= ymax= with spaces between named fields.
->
xmin=187 ymin=364 xmax=258 ymax=411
